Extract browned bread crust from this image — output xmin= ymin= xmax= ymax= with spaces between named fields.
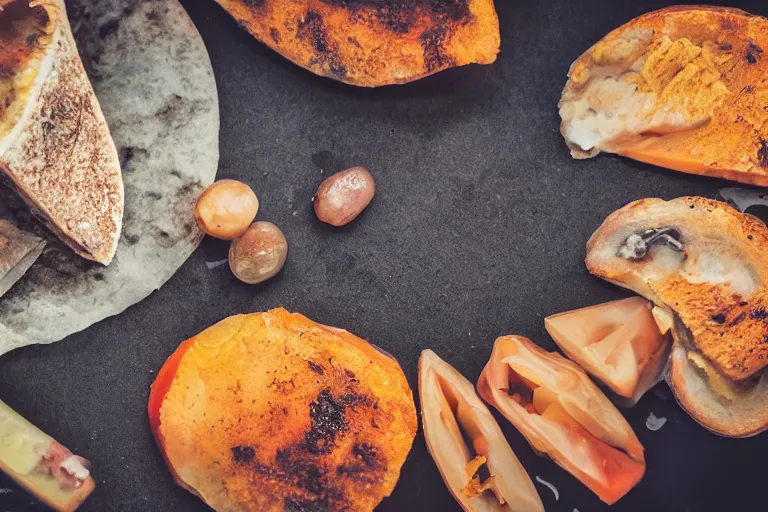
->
xmin=560 ymin=6 xmax=768 ymax=185
xmin=214 ymin=0 xmax=500 ymax=86
xmin=587 ymin=196 xmax=768 ymax=436
xmin=0 ymin=0 xmax=123 ymax=264
xmin=587 ymin=196 xmax=768 ymax=381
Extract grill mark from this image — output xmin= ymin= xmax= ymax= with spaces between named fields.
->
xmin=758 ymin=139 xmax=768 ymax=168
xmin=296 ymin=10 xmax=347 ymax=78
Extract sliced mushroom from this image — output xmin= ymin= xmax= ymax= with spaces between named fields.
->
xmin=418 ymin=350 xmax=543 ymax=512
xmin=0 ymin=220 xmax=45 ymax=298
xmin=586 ymin=196 xmax=768 ymax=436
xmin=545 ymin=297 xmax=671 ymax=403
xmin=477 ymin=337 xmax=645 ymax=505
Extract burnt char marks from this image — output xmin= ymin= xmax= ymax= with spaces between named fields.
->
xmin=758 ymin=140 xmax=768 ymax=168
xmin=308 ymin=360 xmax=325 ymax=374
xmin=336 ymin=442 xmax=386 ymax=483
xmin=304 ymin=388 xmax=348 ymax=454
xmin=297 ymin=11 xmax=347 ymax=78
xmin=320 ymin=0 xmax=471 ymax=34
xmin=420 ymin=27 xmax=454 ymax=72
xmin=284 ymin=495 xmax=330 ymax=512
xmin=746 ymin=42 xmax=763 ymax=64
xmin=231 ymin=445 xmax=256 ymax=464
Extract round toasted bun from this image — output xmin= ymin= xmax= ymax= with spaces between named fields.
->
xmin=148 ymin=308 xmax=417 ymax=512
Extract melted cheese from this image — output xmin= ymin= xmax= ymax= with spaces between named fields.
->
xmin=687 ymin=352 xmax=738 ymax=401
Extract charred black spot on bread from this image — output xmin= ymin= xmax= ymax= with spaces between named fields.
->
xmin=336 ymin=442 xmax=386 ymax=482
xmin=719 ymin=42 xmax=733 ymax=51
xmin=284 ymin=495 xmax=330 ymax=512
xmin=758 ymin=140 xmax=768 ymax=168
xmin=320 ymin=0 xmax=471 ymax=33
xmin=750 ymin=308 xmax=768 ymax=320
xmin=420 ymin=27 xmax=455 ymax=72
xmin=231 ymin=445 xmax=256 ymax=464
xmin=712 ymin=313 xmax=726 ymax=324
xmin=270 ymin=27 xmax=280 ymax=43
xmin=304 ymin=389 xmax=348 ymax=455
xmin=296 ymin=10 xmax=347 ymax=78
xmin=729 ymin=313 xmax=747 ymax=326
xmin=244 ymin=0 xmax=266 ymax=7
xmin=746 ymin=42 xmax=763 ymax=64
xmin=308 ymin=361 xmax=325 ymax=374
xmin=352 ymin=442 xmax=382 ymax=468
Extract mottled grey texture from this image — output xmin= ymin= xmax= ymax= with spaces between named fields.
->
xmin=0 ymin=0 xmax=218 ymax=354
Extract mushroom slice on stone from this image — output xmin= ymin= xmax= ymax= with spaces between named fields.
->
xmin=586 ymin=196 xmax=768 ymax=437
xmin=419 ymin=350 xmax=543 ymax=512
xmin=477 ymin=337 xmax=645 ymax=505
xmin=545 ymin=297 xmax=671 ymax=403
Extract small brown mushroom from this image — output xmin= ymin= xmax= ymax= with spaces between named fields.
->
xmin=313 ymin=166 xmax=375 ymax=226
xmin=228 ymin=222 xmax=287 ymax=284
xmin=195 ymin=180 xmax=259 ymax=240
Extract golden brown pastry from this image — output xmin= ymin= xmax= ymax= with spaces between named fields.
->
xmin=560 ymin=6 xmax=768 ymax=185
xmin=149 ymin=308 xmax=417 ymax=512
xmin=214 ymin=0 xmax=500 ymax=86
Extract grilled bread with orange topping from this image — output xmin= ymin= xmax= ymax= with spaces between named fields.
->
xmin=560 ymin=6 xmax=768 ymax=186
xmin=214 ymin=0 xmax=500 ymax=86
xmin=149 ymin=308 xmax=417 ymax=512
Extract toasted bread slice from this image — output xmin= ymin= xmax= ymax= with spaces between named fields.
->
xmin=586 ymin=196 xmax=768 ymax=436
xmin=545 ymin=297 xmax=670 ymax=402
xmin=149 ymin=309 xmax=417 ymax=512
xmin=477 ymin=336 xmax=644 ymax=505
xmin=0 ymin=0 xmax=123 ymax=264
xmin=559 ymin=6 xmax=768 ymax=185
xmin=419 ymin=350 xmax=544 ymax=512
xmin=214 ymin=0 xmax=500 ymax=87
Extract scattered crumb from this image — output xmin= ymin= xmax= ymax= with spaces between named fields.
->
xmin=646 ymin=412 xmax=667 ymax=431
xmin=535 ymin=476 xmax=559 ymax=501
xmin=205 ymin=259 xmax=229 ymax=270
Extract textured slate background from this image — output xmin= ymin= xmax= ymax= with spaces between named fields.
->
xmin=2 ymin=0 xmax=768 ymax=511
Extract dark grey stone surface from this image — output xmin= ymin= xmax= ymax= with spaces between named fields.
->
xmin=2 ymin=1 xmax=767 ymax=511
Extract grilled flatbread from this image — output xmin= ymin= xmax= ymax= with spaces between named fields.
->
xmin=215 ymin=0 xmax=500 ymax=86
xmin=0 ymin=0 xmax=218 ymax=355
xmin=560 ymin=6 xmax=768 ymax=186
xmin=0 ymin=219 xmax=44 ymax=297
xmin=0 ymin=0 xmax=123 ymax=264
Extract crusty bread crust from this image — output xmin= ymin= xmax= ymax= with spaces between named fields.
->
xmin=587 ymin=196 xmax=768 ymax=436
xmin=668 ymin=344 xmax=768 ymax=437
xmin=215 ymin=0 xmax=500 ymax=87
xmin=0 ymin=0 xmax=123 ymax=265
xmin=561 ymin=6 xmax=768 ymax=185
xmin=587 ymin=197 xmax=768 ymax=381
